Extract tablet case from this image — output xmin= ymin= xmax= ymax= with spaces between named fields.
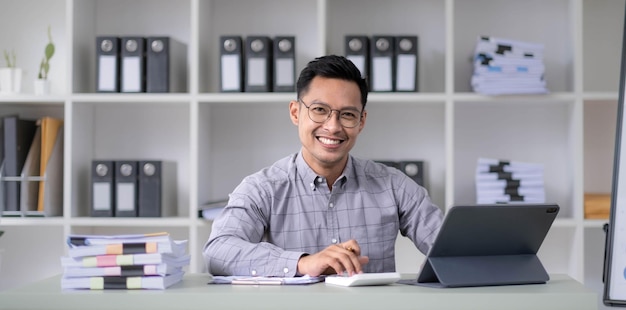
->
xmin=409 ymin=203 xmax=559 ymax=288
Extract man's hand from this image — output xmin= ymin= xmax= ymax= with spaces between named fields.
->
xmin=296 ymin=240 xmax=369 ymax=277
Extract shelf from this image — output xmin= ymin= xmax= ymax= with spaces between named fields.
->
xmin=1 ymin=2 xmax=624 ymax=307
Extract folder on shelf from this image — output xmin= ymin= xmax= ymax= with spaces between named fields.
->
xmin=19 ymin=126 xmax=41 ymax=216
xmin=91 ymin=160 xmax=116 ymax=217
xmin=37 ymin=117 xmax=63 ymax=212
xmin=115 ymin=160 xmax=138 ymax=217
xmin=394 ymin=35 xmax=418 ymax=92
xmin=146 ymin=36 xmax=187 ymax=93
xmin=120 ymin=37 xmax=146 ymax=93
xmin=245 ymin=36 xmax=273 ymax=92
xmin=2 ymin=115 xmax=37 ymax=215
xmin=61 ymin=270 xmax=184 ymax=290
xmin=370 ymin=35 xmax=394 ymax=92
xmin=137 ymin=160 xmax=177 ymax=217
xmin=219 ymin=36 xmax=244 ymax=92
xmin=36 ymin=125 xmax=63 ymax=216
xmin=96 ymin=36 xmax=121 ymax=92
xmin=273 ymin=36 xmax=295 ymax=92
xmin=345 ymin=35 xmax=370 ymax=81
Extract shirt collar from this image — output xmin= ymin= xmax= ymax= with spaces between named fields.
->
xmin=295 ymin=150 xmax=352 ymax=190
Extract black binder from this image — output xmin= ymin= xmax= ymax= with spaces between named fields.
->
xmin=219 ymin=36 xmax=244 ymax=92
xmin=345 ymin=35 xmax=370 ymax=82
xmin=138 ymin=160 xmax=177 ymax=217
xmin=91 ymin=160 xmax=115 ymax=217
xmin=146 ymin=37 xmax=187 ymax=93
xmin=2 ymin=115 xmax=37 ymax=214
xmin=120 ymin=37 xmax=146 ymax=93
xmin=394 ymin=35 xmax=418 ymax=92
xmin=273 ymin=36 xmax=296 ymax=92
xmin=96 ymin=36 xmax=121 ymax=92
xmin=409 ymin=204 xmax=559 ymax=288
xmin=399 ymin=160 xmax=424 ymax=187
xmin=245 ymin=36 xmax=273 ymax=92
xmin=114 ymin=160 xmax=138 ymax=217
xmin=370 ymin=35 xmax=395 ymax=92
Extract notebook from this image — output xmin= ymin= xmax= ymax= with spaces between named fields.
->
xmin=403 ymin=203 xmax=559 ymax=288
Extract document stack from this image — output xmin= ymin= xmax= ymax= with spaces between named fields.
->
xmin=471 ymin=36 xmax=548 ymax=95
xmin=475 ymin=158 xmax=545 ymax=204
xmin=61 ymin=232 xmax=190 ymax=290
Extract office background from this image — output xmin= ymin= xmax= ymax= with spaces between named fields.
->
xmin=0 ymin=1 xmax=623 ymax=309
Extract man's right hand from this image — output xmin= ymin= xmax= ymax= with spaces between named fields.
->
xmin=296 ymin=240 xmax=369 ymax=277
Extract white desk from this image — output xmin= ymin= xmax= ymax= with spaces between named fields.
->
xmin=0 ymin=274 xmax=598 ymax=310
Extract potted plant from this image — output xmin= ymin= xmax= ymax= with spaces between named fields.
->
xmin=35 ymin=26 xmax=55 ymax=95
xmin=0 ymin=49 xmax=21 ymax=94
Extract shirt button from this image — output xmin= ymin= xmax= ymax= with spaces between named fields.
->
xmin=329 ymin=203 xmax=334 ymax=208
xmin=283 ymin=267 xmax=289 ymax=274
xmin=251 ymin=270 xmax=257 ymax=276
xmin=317 ymin=177 xmax=323 ymax=182
xmin=331 ymin=238 xmax=337 ymax=244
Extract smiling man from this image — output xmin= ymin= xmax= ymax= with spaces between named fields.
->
xmin=203 ymin=55 xmax=443 ymax=278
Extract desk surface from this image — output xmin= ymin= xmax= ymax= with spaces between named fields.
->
xmin=0 ymin=274 xmax=597 ymax=310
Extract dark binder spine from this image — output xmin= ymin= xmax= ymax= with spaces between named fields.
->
xmin=3 ymin=116 xmax=37 ymax=213
xmin=114 ymin=160 xmax=138 ymax=217
xmin=91 ymin=160 xmax=115 ymax=217
xmin=345 ymin=35 xmax=370 ymax=85
xmin=244 ymin=36 xmax=273 ymax=92
xmin=138 ymin=160 xmax=162 ymax=217
xmin=220 ymin=36 xmax=244 ymax=92
xmin=394 ymin=35 xmax=418 ymax=92
xmin=120 ymin=37 xmax=146 ymax=93
xmin=399 ymin=161 xmax=424 ymax=187
xmin=146 ymin=37 xmax=170 ymax=93
xmin=272 ymin=36 xmax=296 ymax=92
xmin=370 ymin=35 xmax=395 ymax=92
xmin=96 ymin=36 xmax=121 ymax=92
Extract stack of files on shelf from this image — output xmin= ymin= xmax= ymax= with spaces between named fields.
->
xmin=61 ymin=232 xmax=190 ymax=290
xmin=475 ymin=158 xmax=545 ymax=204
xmin=471 ymin=36 xmax=548 ymax=95
xmin=1 ymin=115 xmax=64 ymax=217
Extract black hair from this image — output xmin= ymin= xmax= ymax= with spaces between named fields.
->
xmin=296 ymin=55 xmax=368 ymax=108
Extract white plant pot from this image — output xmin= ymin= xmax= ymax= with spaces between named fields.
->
xmin=0 ymin=68 xmax=22 ymax=94
xmin=34 ymin=79 xmax=50 ymax=95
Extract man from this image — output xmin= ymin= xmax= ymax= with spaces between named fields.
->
xmin=204 ymin=55 xmax=443 ymax=277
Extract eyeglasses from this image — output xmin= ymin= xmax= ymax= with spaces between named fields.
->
xmin=298 ymin=99 xmax=362 ymax=128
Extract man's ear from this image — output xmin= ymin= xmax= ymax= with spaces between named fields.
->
xmin=289 ymin=100 xmax=300 ymax=126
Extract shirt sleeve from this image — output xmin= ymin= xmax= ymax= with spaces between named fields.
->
xmin=395 ymin=175 xmax=444 ymax=255
xmin=203 ymin=177 xmax=305 ymax=277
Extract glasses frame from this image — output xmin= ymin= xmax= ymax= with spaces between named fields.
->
xmin=298 ymin=99 xmax=363 ymax=128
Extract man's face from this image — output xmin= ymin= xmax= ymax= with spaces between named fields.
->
xmin=289 ymin=76 xmax=367 ymax=174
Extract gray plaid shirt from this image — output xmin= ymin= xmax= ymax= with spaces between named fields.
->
xmin=204 ymin=151 xmax=443 ymax=277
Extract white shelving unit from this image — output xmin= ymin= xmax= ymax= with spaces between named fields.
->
xmin=0 ymin=1 xmax=623 ymax=307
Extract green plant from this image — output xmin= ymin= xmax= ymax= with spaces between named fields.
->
xmin=3 ymin=49 xmax=16 ymax=68
xmin=38 ymin=26 xmax=55 ymax=79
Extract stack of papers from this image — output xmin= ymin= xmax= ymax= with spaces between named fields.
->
xmin=60 ymin=232 xmax=190 ymax=290
xmin=471 ymin=36 xmax=548 ymax=95
xmin=475 ymin=158 xmax=545 ymax=204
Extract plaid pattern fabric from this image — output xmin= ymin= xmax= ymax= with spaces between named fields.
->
xmin=204 ymin=151 xmax=443 ymax=277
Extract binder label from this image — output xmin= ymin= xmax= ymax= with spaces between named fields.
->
xmin=122 ymin=56 xmax=142 ymax=92
xmin=396 ymin=54 xmax=416 ymax=91
xmin=93 ymin=183 xmax=112 ymax=211
xmin=117 ymin=183 xmax=136 ymax=211
xmin=248 ymin=58 xmax=267 ymax=86
xmin=275 ymin=58 xmax=294 ymax=86
xmin=222 ymin=54 xmax=242 ymax=91
xmin=98 ymin=55 xmax=117 ymax=91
